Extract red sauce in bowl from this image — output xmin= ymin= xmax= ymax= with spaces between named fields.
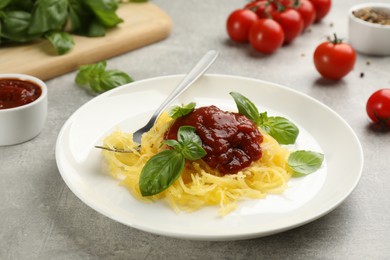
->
xmin=0 ymin=78 xmax=42 ymax=109
xmin=165 ymin=105 xmax=263 ymax=175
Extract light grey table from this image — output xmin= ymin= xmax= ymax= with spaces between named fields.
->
xmin=1 ymin=0 xmax=389 ymax=259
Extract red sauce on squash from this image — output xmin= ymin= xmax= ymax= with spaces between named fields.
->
xmin=165 ymin=105 xmax=263 ymax=175
xmin=0 ymin=78 xmax=42 ymax=109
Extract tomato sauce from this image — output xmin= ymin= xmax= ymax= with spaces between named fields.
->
xmin=165 ymin=105 xmax=263 ymax=174
xmin=0 ymin=78 xmax=42 ymax=109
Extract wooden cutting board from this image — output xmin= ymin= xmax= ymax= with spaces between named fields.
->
xmin=0 ymin=3 xmax=172 ymax=81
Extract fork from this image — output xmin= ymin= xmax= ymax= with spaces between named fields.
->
xmin=132 ymin=50 xmax=219 ymax=145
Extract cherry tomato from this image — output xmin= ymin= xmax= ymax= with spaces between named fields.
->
xmin=245 ymin=0 xmax=276 ymax=19
xmin=272 ymin=8 xmax=304 ymax=44
xmin=295 ymin=0 xmax=316 ymax=30
xmin=313 ymin=34 xmax=356 ymax=80
xmin=226 ymin=9 xmax=258 ymax=43
xmin=249 ymin=18 xmax=285 ymax=54
xmin=366 ymin=89 xmax=390 ymax=129
xmin=309 ymin=0 xmax=331 ymax=22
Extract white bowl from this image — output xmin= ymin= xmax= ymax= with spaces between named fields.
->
xmin=349 ymin=3 xmax=390 ymax=56
xmin=0 ymin=74 xmax=48 ymax=146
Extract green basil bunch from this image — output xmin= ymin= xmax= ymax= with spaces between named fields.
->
xmin=0 ymin=0 xmax=146 ymax=55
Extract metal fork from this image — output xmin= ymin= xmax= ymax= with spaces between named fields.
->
xmin=132 ymin=50 xmax=218 ymax=145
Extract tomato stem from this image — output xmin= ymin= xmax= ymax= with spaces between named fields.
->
xmin=293 ymin=0 xmax=301 ymax=8
xmin=246 ymin=0 xmax=275 ymax=19
xmin=373 ymin=111 xmax=390 ymax=130
xmin=330 ymin=33 xmax=343 ymax=44
xmin=274 ymin=0 xmax=286 ymax=12
xmin=246 ymin=1 xmax=266 ymax=13
xmin=265 ymin=0 xmax=274 ymax=18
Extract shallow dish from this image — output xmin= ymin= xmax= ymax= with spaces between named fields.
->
xmin=0 ymin=74 xmax=47 ymax=146
xmin=348 ymin=3 xmax=390 ymax=56
xmin=55 ymin=74 xmax=363 ymax=241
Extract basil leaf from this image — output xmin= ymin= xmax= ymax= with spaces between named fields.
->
xmin=261 ymin=116 xmax=299 ymax=145
xmin=0 ymin=0 xmax=12 ymax=9
xmin=181 ymin=142 xmax=206 ymax=161
xmin=169 ymin=102 xmax=196 ymax=119
xmin=75 ymin=61 xmax=133 ymax=94
xmin=99 ymin=70 xmax=133 ymax=91
xmin=139 ymin=125 xmax=206 ymax=196
xmin=177 ymin=126 xmax=206 ymax=160
xmin=258 ymin=112 xmax=272 ymax=135
xmin=139 ymin=150 xmax=185 ymax=196
xmin=75 ymin=61 xmax=106 ymax=85
xmin=29 ymin=0 xmax=68 ymax=35
xmin=85 ymin=20 xmax=106 ymax=37
xmin=83 ymin=0 xmax=123 ymax=28
xmin=288 ymin=150 xmax=324 ymax=177
xmin=0 ymin=10 xmax=39 ymax=42
xmin=68 ymin=0 xmax=89 ymax=32
xmin=4 ymin=0 xmax=34 ymax=11
xmin=230 ymin=92 xmax=299 ymax=145
xmin=163 ymin=139 xmax=181 ymax=150
xmin=177 ymin=126 xmax=199 ymax=144
xmin=230 ymin=92 xmax=261 ymax=125
xmin=45 ymin=31 xmax=74 ymax=55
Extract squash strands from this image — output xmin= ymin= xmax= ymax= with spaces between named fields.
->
xmin=101 ymin=113 xmax=292 ymax=216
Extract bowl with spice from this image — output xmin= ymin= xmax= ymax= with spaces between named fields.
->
xmin=0 ymin=74 xmax=47 ymax=146
xmin=349 ymin=3 xmax=390 ymax=56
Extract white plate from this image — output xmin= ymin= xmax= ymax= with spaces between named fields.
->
xmin=56 ymin=74 xmax=363 ymax=241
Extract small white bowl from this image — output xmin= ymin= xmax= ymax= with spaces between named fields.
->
xmin=0 ymin=74 xmax=47 ymax=146
xmin=349 ymin=3 xmax=390 ymax=56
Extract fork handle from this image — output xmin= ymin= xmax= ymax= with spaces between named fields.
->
xmin=145 ymin=50 xmax=218 ymax=128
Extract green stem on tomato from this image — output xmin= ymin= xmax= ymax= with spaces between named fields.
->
xmin=274 ymin=0 xmax=286 ymax=12
xmin=373 ymin=111 xmax=390 ymax=130
xmin=330 ymin=33 xmax=343 ymax=44
xmin=293 ymin=0 xmax=301 ymax=8
xmin=265 ymin=0 xmax=275 ymax=18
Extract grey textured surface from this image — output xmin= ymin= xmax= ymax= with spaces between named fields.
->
xmin=1 ymin=0 xmax=390 ymax=259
